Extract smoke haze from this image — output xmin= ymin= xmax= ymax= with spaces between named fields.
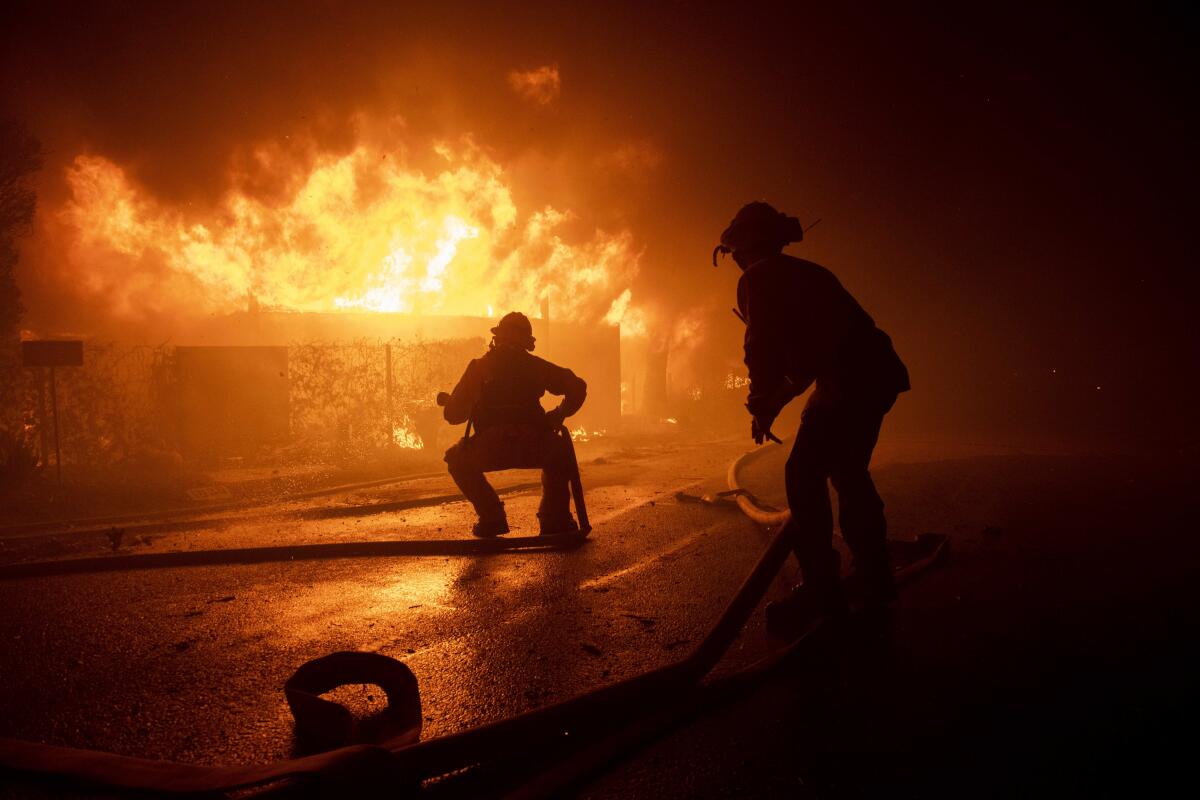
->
xmin=3 ymin=1 xmax=1197 ymax=447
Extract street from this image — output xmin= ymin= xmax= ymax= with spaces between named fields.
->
xmin=0 ymin=435 xmax=776 ymax=791
xmin=2 ymin=434 xmax=1197 ymax=797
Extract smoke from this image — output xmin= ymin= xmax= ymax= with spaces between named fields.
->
xmin=3 ymin=1 xmax=1196 ymax=445
xmin=596 ymin=140 xmax=664 ymax=180
xmin=507 ymin=65 xmax=561 ymax=106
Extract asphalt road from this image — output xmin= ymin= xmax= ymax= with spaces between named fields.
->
xmin=1 ymin=434 xmax=1197 ymax=798
xmin=0 ymin=435 xmax=783 ymax=795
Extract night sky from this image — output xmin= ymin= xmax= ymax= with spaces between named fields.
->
xmin=3 ymin=1 xmax=1196 ymax=447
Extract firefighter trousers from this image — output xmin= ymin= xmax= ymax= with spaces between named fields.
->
xmin=784 ymin=391 xmax=899 ymax=597
xmin=444 ymin=423 xmax=573 ymax=524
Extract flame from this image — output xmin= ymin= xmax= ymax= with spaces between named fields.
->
xmin=604 ymin=288 xmax=648 ymax=337
xmin=392 ymin=415 xmax=424 ymax=450
xmin=54 ymin=139 xmax=645 ymax=325
xmin=723 ymin=373 xmax=750 ymax=389
xmin=569 ymin=426 xmax=606 ymax=442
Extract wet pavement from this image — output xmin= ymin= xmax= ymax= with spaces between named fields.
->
xmin=1 ymin=435 xmax=1197 ymax=797
xmin=0 ymin=435 xmax=779 ymax=791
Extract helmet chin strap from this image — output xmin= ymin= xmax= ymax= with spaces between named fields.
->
xmin=712 ymin=244 xmax=732 ymax=267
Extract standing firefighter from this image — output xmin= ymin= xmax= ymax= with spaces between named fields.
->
xmin=439 ymin=312 xmax=587 ymax=537
xmin=715 ymin=202 xmax=911 ymax=625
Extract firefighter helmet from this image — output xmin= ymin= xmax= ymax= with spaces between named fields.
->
xmin=712 ymin=201 xmax=805 ymax=266
xmin=490 ymin=312 xmax=536 ymax=350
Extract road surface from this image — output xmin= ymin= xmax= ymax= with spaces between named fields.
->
xmin=1 ymin=433 xmax=1197 ymax=797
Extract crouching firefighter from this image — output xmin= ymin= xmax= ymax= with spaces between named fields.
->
xmin=439 ymin=312 xmax=588 ymax=538
xmin=715 ymin=202 xmax=911 ymax=625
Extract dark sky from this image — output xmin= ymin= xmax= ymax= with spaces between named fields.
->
xmin=3 ymin=1 xmax=1197 ymax=446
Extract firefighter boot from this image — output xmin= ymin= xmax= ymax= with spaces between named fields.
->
xmin=846 ymin=556 xmax=897 ymax=609
xmin=537 ymin=512 xmax=579 ymax=536
xmin=471 ymin=504 xmax=509 ymax=538
xmin=766 ymin=550 xmax=847 ymax=634
xmin=765 ymin=581 xmax=849 ymax=635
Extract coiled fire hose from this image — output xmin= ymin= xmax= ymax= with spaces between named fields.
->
xmin=0 ymin=443 xmax=946 ymax=795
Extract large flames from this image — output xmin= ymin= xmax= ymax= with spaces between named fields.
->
xmin=54 ymin=139 xmax=643 ymax=326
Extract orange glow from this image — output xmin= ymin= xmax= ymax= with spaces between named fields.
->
xmin=507 ymin=65 xmax=561 ymax=105
xmin=392 ymin=415 xmax=424 ymax=449
xmin=569 ymin=426 xmax=606 ymax=442
xmin=56 ymin=140 xmax=646 ymax=329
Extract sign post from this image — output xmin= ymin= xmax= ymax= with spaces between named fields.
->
xmin=21 ymin=340 xmax=84 ymax=486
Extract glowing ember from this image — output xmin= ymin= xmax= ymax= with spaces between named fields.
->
xmin=392 ymin=415 xmax=424 ymax=449
xmin=723 ymin=373 xmax=750 ymax=389
xmin=569 ymin=426 xmax=606 ymax=442
xmin=53 ymin=140 xmax=646 ymax=327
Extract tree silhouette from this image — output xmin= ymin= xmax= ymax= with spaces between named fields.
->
xmin=0 ymin=119 xmax=42 ymax=451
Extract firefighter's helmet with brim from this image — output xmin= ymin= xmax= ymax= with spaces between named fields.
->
xmin=490 ymin=311 xmax=536 ymax=351
xmin=712 ymin=201 xmax=805 ymax=266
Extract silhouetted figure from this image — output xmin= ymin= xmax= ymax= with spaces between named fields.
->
xmin=440 ymin=312 xmax=587 ymax=537
xmin=715 ymin=202 xmax=910 ymax=623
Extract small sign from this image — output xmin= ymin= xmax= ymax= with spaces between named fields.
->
xmin=22 ymin=340 xmax=84 ymax=368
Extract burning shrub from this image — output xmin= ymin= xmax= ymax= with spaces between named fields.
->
xmin=11 ymin=336 xmax=486 ymax=475
xmin=287 ymin=337 xmax=481 ymax=462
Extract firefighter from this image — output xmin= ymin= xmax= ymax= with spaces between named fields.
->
xmin=715 ymin=202 xmax=911 ymax=624
xmin=440 ymin=312 xmax=587 ymax=537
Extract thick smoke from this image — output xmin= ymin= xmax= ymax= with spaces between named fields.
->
xmin=3 ymin=1 xmax=1196 ymax=446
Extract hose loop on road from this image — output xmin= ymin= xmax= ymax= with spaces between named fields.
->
xmin=726 ymin=440 xmax=793 ymax=527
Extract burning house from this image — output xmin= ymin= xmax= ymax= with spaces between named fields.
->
xmin=15 ymin=143 xmax=637 ymax=471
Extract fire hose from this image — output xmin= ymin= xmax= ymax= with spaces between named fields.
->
xmin=0 ymin=530 xmax=587 ymax=580
xmin=559 ymin=423 xmax=591 ymax=533
xmin=0 ymin=442 xmax=947 ymax=796
xmin=0 ymin=431 xmax=590 ymax=582
xmin=0 ymin=430 xmax=593 ymax=580
xmin=0 ymin=470 xmax=451 ymax=540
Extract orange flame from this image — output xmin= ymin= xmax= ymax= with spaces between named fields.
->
xmin=54 ymin=139 xmax=647 ymax=328
xmin=392 ymin=415 xmax=424 ymax=450
xmin=569 ymin=426 xmax=606 ymax=442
